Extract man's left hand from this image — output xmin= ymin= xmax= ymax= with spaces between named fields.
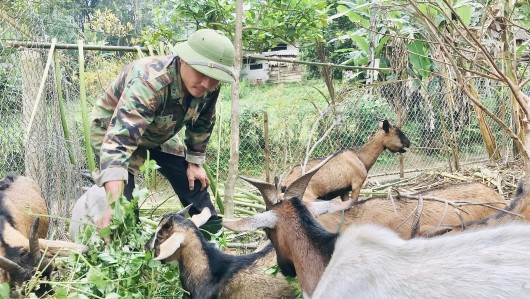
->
xmin=187 ymin=163 xmax=210 ymax=191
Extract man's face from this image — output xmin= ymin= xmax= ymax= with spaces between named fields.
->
xmin=180 ymin=60 xmax=220 ymax=97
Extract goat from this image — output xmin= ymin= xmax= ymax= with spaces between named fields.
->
xmin=243 ymin=164 xmax=506 ymax=238
xmin=0 ymin=174 xmax=88 ymax=295
xmin=145 ymin=206 xmax=296 ymax=299
xmin=281 ymin=119 xmax=410 ymax=201
xmin=224 ymin=193 xmax=530 ymax=298
xmin=424 ymin=180 xmax=530 ymax=236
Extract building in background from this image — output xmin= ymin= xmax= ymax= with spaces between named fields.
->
xmin=242 ymin=43 xmax=302 ymax=84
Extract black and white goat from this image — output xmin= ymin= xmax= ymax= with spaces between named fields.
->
xmin=224 ymin=186 xmax=530 ymax=298
xmin=146 ymin=206 xmax=296 ymax=299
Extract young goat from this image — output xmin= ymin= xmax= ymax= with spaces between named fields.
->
xmin=0 ymin=174 xmax=88 ymax=295
xmin=281 ymin=119 xmax=410 ymax=201
xmin=244 ymin=166 xmax=506 ymax=238
xmin=224 ymin=195 xmax=530 ymax=298
xmin=146 ymin=206 xmax=296 ymax=299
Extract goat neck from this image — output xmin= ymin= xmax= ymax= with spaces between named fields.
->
xmin=178 ymin=233 xmax=218 ymax=297
xmin=354 ymin=130 xmax=389 ymax=171
xmin=266 ymin=198 xmax=338 ymax=296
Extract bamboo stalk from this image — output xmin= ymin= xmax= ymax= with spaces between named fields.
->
xmin=204 ymin=163 xmax=224 ymax=214
xmin=24 ymin=39 xmax=56 ymax=146
xmin=78 ymin=40 xmax=96 ymax=173
xmin=234 ymin=207 xmax=256 ymax=216
xmin=53 ymin=49 xmax=76 ymax=165
xmin=234 ymin=199 xmax=265 ymax=210
xmin=7 ymin=41 xmax=391 ymax=71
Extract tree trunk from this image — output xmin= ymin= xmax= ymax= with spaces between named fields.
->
xmin=224 ymin=0 xmax=243 ymax=220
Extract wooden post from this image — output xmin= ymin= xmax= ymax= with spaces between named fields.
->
xmin=20 ymin=49 xmax=46 ymax=179
xmin=264 ymin=112 xmax=270 ymax=182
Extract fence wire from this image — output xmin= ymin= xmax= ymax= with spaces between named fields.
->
xmin=0 ymin=1 xmax=524 ymax=237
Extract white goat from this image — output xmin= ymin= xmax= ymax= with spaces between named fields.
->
xmin=224 ymin=194 xmax=530 ymax=298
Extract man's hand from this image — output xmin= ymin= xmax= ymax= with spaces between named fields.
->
xmin=187 ymin=163 xmax=210 ymax=191
xmin=97 ymin=180 xmax=124 ymax=243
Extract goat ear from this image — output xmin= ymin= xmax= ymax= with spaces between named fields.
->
xmin=223 ymin=211 xmax=277 ymax=232
xmin=190 ymin=207 xmax=211 ymax=227
xmin=308 ymin=197 xmax=354 ymax=216
xmin=240 ymin=176 xmax=278 ymax=209
xmin=379 ymin=119 xmax=390 ymax=132
xmin=155 ymin=232 xmax=186 ymax=261
xmin=284 ymin=155 xmax=333 ymax=200
xmin=177 ymin=204 xmax=193 ymax=216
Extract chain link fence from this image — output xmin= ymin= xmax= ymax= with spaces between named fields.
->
xmin=0 ymin=2 xmax=522 ymax=236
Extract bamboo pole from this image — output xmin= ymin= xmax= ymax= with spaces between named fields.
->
xmin=204 ymin=163 xmax=224 ymax=214
xmin=7 ymin=40 xmax=392 ymax=72
xmin=77 ymin=40 xmax=96 ymax=173
xmin=53 ymin=49 xmax=76 ymax=165
xmin=24 ymin=39 xmax=56 ymax=146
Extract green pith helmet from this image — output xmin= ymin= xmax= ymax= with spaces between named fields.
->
xmin=174 ymin=29 xmax=236 ymax=83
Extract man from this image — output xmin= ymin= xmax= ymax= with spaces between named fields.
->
xmin=90 ymin=28 xmax=235 ymax=238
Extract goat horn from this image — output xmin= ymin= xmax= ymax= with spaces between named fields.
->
xmin=284 ymin=155 xmax=333 ymax=200
xmin=177 ymin=204 xmax=193 ymax=216
xmin=0 ymin=256 xmax=24 ymax=276
xmin=308 ymin=197 xmax=354 ymax=217
xmin=38 ymin=239 xmax=89 ymax=256
xmin=29 ymin=217 xmax=41 ymax=259
xmin=190 ymin=207 xmax=212 ymax=228
xmin=223 ymin=211 xmax=278 ymax=232
xmin=239 ymin=176 xmax=278 ymax=209
xmin=410 ymin=195 xmax=424 ymax=239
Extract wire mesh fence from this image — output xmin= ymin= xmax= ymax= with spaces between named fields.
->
xmin=0 ymin=1 xmax=523 ymax=237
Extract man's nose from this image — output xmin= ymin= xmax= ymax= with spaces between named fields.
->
xmin=202 ymin=76 xmax=218 ymax=89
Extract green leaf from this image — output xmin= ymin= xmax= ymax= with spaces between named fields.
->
xmin=517 ymin=40 xmax=530 ymax=57
xmin=337 ymin=5 xmax=370 ymax=28
xmin=349 ymin=34 xmax=369 ymax=53
xmin=99 ymin=226 xmax=112 ymax=237
xmin=407 ymin=41 xmax=431 ymax=78
xmin=105 ymin=294 xmax=121 ymax=299
xmin=454 ymin=4 xmax=473 ymax=26
xmin=375 ymin=35 xmax=390 ymax=57
xmin=417 ymin=3 xmax=442 ymax=19
xmin=0 ymin=283 xmax=9 ymax=298
xmin=98 ymin=252 xmax=118 ymax=264
xmin=87 ymin=267 xmax=108 ymax=289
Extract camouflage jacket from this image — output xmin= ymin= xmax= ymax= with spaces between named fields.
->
xmin=90 ymin=55 xmax=220 ymax=186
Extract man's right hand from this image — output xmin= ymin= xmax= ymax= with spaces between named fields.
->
xmin=98 ymin=180 xmax=124 ymax=242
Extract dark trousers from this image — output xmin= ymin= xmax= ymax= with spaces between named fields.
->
xmin=122 ymin=150 xmax=218 ymax=220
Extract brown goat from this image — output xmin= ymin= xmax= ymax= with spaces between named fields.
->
xmin=0 ymin=174 xmax=49 ymax=239
xmin=427 ymin=181 xmax=530 ymax=236
xmin=243 ymin=160 xmax=506 ymax=239
xmin=0 ymin=174 xmax=88 ymax=295
xmin=281 ymin=119 xmax=411 ymax=201
xmin=146 ymin=206 xmax=296 ymax=299
xmin=316 ymin=182 xmax=506 ymax=238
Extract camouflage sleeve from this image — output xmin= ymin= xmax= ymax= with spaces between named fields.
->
xmin=184 ymin=88 xmax=220 ymax=164
xmin=94 ymin=78 xmax=159 ymax=186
